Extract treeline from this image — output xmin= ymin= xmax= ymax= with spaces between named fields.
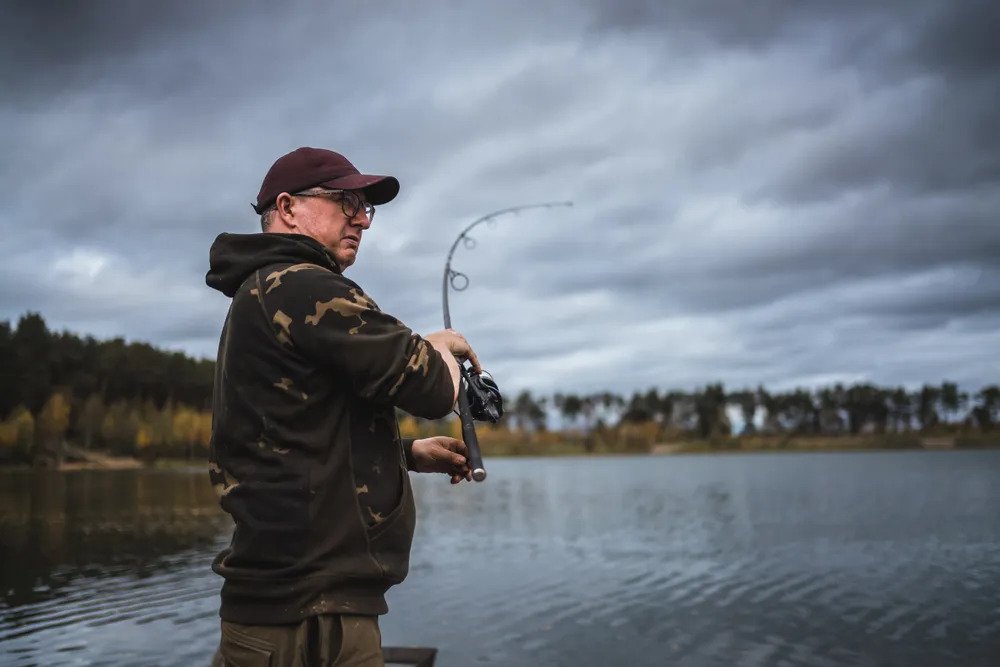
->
xmin=1 ymin=313 xmax=997 ymax=463
xmin=433 ymin=381 xmax=999 ymax=454
xmin=509 ymin=382 xmax=1000 ymax=436
xmin=0 ymin=313 xmax=214 ymax=462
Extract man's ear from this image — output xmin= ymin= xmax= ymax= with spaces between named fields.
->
xmin=274 ymin=192 xmax=297 ymax=228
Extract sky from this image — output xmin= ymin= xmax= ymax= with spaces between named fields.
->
xmin=2 ymin=0 xmax=998 ymax=397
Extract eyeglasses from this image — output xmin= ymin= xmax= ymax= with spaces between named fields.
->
xmin=294 ymin=189 xmax=375 ymax=222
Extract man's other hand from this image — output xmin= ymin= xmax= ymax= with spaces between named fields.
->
xmin=410 ymin=436 xmax=473 ymax=484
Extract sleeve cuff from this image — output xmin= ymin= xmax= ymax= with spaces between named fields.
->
xmin=402 ymin=438 xmax=417 ymax=471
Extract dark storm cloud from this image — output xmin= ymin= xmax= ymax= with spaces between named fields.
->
xmin=519 ymin=183 xmax=1000 ymax=313
xmin=585 ymin=0 xmax=1000 ymax=73
xmin=906 ymin=0 xmax=1000 ymax=77
xmin=584 ymin=0 xmax=1000 ymax=202
xmin=0 ymin=2 xmax=273 ymax=105
xmin=1 ymin=0 xmax=997 ymax=393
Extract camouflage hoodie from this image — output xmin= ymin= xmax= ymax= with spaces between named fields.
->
xmin=205 ymin=232 xmax=454 ymax=625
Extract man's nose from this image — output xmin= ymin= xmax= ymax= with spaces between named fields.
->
xmin=352 ymin=212 xmax=372 ymax=229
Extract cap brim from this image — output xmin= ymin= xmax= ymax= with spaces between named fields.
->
xmin=319 ymin=173 xmax=400 ymax=205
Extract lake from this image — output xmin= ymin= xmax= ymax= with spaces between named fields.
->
xmin=1 ymin=450 xmax=998 ymax=666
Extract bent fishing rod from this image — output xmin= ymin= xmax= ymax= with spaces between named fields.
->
xmin=442 ymin=202 xmax=573 ymax=481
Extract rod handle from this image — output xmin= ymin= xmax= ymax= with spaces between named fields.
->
xmin=457 ymin=381 xmax=486 ymax=482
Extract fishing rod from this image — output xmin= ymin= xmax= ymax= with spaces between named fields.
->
xmin=442 ymin=201 xmax=573 ymax=482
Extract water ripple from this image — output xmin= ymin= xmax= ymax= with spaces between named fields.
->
xmin=3 ymin=452 xmax=1000 ymax=666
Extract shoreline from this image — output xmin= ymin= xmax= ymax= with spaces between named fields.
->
xmin=2 ymin=436 xmax=996 ymax=470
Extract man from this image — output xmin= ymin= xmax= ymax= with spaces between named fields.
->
xmin=205 ymin=147 xmax=479 ymax=666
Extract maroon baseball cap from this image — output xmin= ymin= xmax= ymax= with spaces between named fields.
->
xmin=252 ymin=147 xmax=400 ymax=214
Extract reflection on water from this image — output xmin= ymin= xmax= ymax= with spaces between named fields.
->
xmin=0 ymin=470 xmax=226 ymax=604
xmin=2 ymin=452 xmax=1000 ymax=666
xmin=0 ymin=469 xmax=230 ymax=666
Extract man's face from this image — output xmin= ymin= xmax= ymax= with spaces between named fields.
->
xmin=291 ymin=191 xmax=372 ymax=269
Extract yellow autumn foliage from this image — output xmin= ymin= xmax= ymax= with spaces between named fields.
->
xmin=136 ymin=425 xmax=153 ymax=450
xmin=37 ymin=392 xmax=71 ymax=443
xmin=0 ymin=406 xmax=35 ymax=455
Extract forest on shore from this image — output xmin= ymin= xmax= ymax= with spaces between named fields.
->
xmin=1 ymin=313 xmax=997 ymax=464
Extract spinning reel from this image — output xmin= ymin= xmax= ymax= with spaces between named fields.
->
xmin=462 ymin=367 xmax=503 ymax=424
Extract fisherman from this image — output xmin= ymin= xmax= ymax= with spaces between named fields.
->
xmin=205 ymin=146 xmax=479 ymax=666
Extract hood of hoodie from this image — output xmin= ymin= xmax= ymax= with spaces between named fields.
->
xmin=206 ymin=233 xmax=342 ymax=297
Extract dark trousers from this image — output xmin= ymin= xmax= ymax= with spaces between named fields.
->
xmin=217 ymin=614 xmax=383 ymax=667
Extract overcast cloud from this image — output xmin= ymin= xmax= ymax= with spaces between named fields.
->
xmin=1 ymin=0 xmax=997 ymax=396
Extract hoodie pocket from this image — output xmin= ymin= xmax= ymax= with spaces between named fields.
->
xmin=366 ymin=466 xmax=416 ymax=581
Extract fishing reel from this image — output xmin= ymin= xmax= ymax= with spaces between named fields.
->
xmin=461 ymin=366 xmax=503 ymax=423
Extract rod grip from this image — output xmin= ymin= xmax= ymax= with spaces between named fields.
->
xmin=457 ymin=381 xmax=487 ymax=482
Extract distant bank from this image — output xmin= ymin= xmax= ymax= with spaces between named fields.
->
xmin=4 ymin=432 xmax=996 ymax=470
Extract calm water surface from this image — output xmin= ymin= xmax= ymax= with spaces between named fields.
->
xmin=1 ymin=451 xmax=999 ymax=666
